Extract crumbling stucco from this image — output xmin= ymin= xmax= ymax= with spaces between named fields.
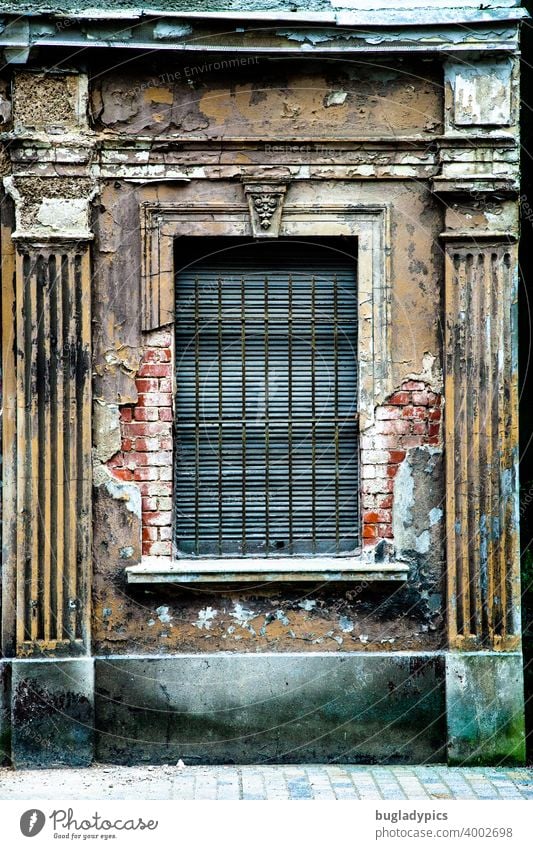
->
xmin=13 ymin=71 xmax=88 ymax=132
xmin=4 ymin=176 xmax=95 ymax=237
xmin=93 ymin=400 xmax=122 ymax=464
xmin=90 ymin=59 xmax=443 ymax=139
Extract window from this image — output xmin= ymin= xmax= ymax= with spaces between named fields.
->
xmin=174 ymin=237 xmax=359 ymax=559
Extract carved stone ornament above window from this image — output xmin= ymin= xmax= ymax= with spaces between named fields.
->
xmin=243 ymin=180 xmax=287 ymax=238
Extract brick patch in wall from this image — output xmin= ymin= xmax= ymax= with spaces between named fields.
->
xmin=360 ymin=380 xmax=442 ymax=545
xmin=107 ymin=330 xmax=174 ymax=557
xmin=108 ymin=355 xmax=441 ymax=557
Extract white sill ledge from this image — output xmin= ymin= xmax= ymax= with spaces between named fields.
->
xmin=126 ymin=556 xmax=409 ymax=584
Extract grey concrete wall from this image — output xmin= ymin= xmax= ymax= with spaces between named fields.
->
xmin=95 ymin=652 xmax=446 ymax=764
xmin=446 ymin=653 xmax=526 ymax=766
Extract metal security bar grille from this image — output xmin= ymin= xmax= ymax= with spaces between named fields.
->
xmin=174 ymin=239 xmax=359 ymax=557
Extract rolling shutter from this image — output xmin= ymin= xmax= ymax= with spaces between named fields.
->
xmin=174 ymin=239 xmax=359 ymax=557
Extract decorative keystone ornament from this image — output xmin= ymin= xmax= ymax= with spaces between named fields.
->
xmin=243 ymin=181 xmax=287 ymax=238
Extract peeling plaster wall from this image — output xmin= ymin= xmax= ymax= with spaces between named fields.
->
xmin=90 ymin=58 xmax=443 ymax=139
xmin=90 ymin=59 xmax=446 ymax=655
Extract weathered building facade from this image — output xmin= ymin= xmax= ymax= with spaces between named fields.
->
xmin=0 ymin=0 xmax=527 ymax=767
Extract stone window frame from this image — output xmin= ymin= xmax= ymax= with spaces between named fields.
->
xmin=127 ymin=198 xmax=406 ymax=583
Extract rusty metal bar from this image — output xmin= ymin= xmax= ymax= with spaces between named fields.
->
xmin=333 ymin=272 xmax=340 ymax=551
xmin=241 ymin=273 xmax=247 ymax=555
xmin=264 ymin=274 xmax=270 ymax=555
xmin=311 ymin=274 xmax=317 ymax=553
xmin=217 ymin=276 xmax=223 ymax=557
xmin=194 ymin=273 xmax=200 ymax=557
xmin=287 ymin=273 xmax=293 ymax=550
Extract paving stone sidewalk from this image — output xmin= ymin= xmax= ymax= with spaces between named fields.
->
xmin=0 ymin=764 xmax=532 ymax=800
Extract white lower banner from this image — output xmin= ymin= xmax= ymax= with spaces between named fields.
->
xmin=0 ymin=800 xmax=530 ymax=849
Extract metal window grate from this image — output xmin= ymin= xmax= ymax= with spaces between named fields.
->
xmin=174 ymin=239 xmax=359 ymax=557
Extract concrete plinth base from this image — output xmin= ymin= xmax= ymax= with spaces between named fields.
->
xmin=2 ymin=651 xmax=526 ymax=768
xmin=95 ymin=652 xmax=446 ymax=765
xmin=11 ymin=659 xmax=94 ymax=769
xmin=0 ymin=660 xmax=11 ymax=765
xmin=446 ymin=652 xmax=526 ymax=766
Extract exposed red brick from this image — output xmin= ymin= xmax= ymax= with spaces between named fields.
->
xmin=123 ymin=421 xmax=170 ymax=437
xmin=402 ymin=435 xmax=424 ymax=449
xmin=134 ymin=407 xmax=159 ymax=422
xmin=138 ymin=481 xmax=172 ymax=497
xmin=379 ymin=419 xmax=411 ymax=435
xmin=137 ymin=392 xmax=173 ymax=408
xmin=388 ymin=450 xmax=406 ymax=464
xmin=107 ymin=335 xmax=176 ymax=554
xmin=388 ymin=391 xmax=410 ymax=405
xmin=360 ymin=379 xmax=442 ymax=551
xmin=133 ymin=467 xmax=159 ymax=482
xmin=142 ymin=496 xmax=158 ymax=512
xmin=412 ymin=390 xmax=430 ymax=406
xmin=135 ymin=378 xmax=160 ymax=393
xmin=402 ymin=405 xmax=427 ymax=419
xmin=141 ymin=349 xmax=162 ymax=364
xmin=138 ymin=363 xmax=172 ymax=378
xmin=125 ymin=452 xmax=151 ymax=468
xmin=376 ymin=406 xmax=402 ymax=420
xmin=143 ymin=511 xmax=173 ymax=527
xmin=110 ymin=468 xmax=134 ymax=481
xmin=135 ymin=437 xmax=161 ymax=452
xmin=364 ymin=509 xmax=392 ymax=524
xmin=146 ymin=541 xmax=172 ymax=556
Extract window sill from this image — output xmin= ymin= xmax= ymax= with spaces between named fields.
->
xmin=125 ymin=556 xmax=409 ymax=584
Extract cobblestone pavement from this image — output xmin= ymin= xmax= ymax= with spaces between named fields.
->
xmin=0 ymin=764 xmax=532 ymax=800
